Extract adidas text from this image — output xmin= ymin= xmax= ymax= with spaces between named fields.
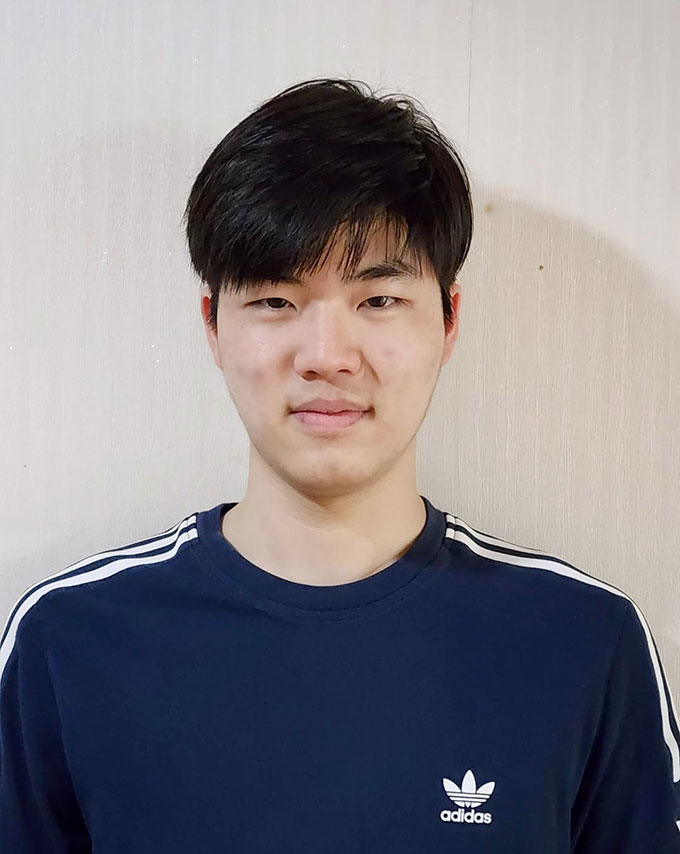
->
xmin=440 ymin=808 xmax=492 ymax=824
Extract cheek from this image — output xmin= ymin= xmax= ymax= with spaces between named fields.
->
xmin=221 ymin=336 xmax=283 ymax=415
xmin=247 ymin=338 xmax=280 ymax=382
xmin=374 ymin=336 xmax=440 ymax=390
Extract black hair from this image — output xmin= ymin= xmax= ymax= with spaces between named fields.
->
xmin=184 ymin=77 xmax=473 ymax=332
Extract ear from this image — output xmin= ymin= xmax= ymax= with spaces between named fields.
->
xmin=440 ymin=282 xmax=461 ymax=369
xmin=200 ymin=285 xmax=223 ymax=371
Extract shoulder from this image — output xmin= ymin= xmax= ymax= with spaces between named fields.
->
xmin=441 ymin=511 xmax=674 ymax=717
xmin=0 ymin=509 xmax=200 ymax=682
xmin=443 ymin=511 xmax=637 ymax=625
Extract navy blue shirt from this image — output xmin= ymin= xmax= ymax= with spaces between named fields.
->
xmin=1 ymin=495 xmax=679 ymax=852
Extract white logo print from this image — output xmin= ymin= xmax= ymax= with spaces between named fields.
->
xmin=440 ymin=769 xmax=495 ymax=825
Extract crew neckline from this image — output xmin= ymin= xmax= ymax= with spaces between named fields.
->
xmin=193 ymin=494 xmax=448 ymax=614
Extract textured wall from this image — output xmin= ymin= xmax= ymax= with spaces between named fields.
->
xmin=1 ymin=0 xmax=678 ymax=699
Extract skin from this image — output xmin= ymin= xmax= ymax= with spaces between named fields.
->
xmin=200 ymin=223 xmax=461 ymax=586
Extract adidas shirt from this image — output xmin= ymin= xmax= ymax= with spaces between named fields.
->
xmin=1 ymin=495 xmax=679 ymax=853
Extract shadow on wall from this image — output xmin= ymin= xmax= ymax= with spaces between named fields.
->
xmin=423 ymin=181 xmax=680 ymax=655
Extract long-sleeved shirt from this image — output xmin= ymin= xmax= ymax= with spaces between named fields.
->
xmin=1 ymin=494 xmax=679 ymax=852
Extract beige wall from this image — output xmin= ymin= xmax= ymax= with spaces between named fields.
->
xmin=1 ymin=0 xmax=678 ymax=700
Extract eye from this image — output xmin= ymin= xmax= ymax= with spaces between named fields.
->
xmin=250 ymin=297 xmax=291 ymax=310
xmin=250 ymin=296 xmax=406 ymax=311
xmin=364 ymin=295 xmax=406 ymax=310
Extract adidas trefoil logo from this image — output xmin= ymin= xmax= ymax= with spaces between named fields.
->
xmin=443 ymin=769 xmax=495 ymax=808
xmin=440 ymin=769 xmax=495 ymax=825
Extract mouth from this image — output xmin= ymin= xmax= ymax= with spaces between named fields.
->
xmin=291 ymin=410 xmax=367 ymax=430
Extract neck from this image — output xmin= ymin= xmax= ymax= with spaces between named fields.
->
xmin=220 ymin=477 xmax=427 ymax=587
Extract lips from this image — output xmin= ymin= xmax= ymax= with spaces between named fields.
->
xmin=291 ymin=397 xmax=367 ymax=414
xmin=292 ymin=410 xmax=366 ymax=429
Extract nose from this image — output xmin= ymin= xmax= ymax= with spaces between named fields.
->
xmin=292 ymin=304 xmax=362 ymax=377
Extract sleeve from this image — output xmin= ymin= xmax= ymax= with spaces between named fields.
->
xmin=571 ymin=597 xmax=680 ymax=852
xmin=0 ymin=608 xmax=92 ymax=853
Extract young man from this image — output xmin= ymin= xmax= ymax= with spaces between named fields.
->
xmin=1 ymin=78 xmax=679 ymax=852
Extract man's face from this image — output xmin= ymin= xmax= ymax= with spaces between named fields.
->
xmin=201 ymin=227 xmax=461 ymax=500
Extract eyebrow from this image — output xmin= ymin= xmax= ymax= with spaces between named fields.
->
xmin=273 ymin=257 xmax=422 ymax=287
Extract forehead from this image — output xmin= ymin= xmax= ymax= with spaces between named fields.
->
xmin=281 ymin=220 xmax=434 ymax=290
xmin=323 ymin=218 xmax=425 ymax=274
xmin=224 ymin=215 xmax=436 ymax=298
